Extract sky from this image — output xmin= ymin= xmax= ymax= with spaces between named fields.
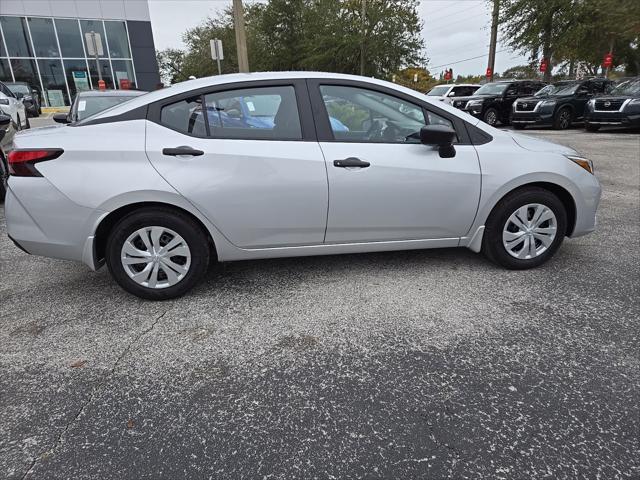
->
xmin=147 ymin=0 xmax=528 ymax=77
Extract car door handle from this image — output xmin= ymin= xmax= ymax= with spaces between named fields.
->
xmin=162 ymin=146 xmax=204 ymax=157
xmin=333 ymin=157 xmax=370 ymax=168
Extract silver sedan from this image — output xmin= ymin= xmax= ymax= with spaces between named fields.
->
xmin=4 ymin=72 xmax=601 ymax=299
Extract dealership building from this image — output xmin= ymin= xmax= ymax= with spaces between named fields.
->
xmin=0 ymin=0 xmax=160 ymax=106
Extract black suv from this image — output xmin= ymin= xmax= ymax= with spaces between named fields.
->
xmin=584 ymin=77 xmax=640 ymax=131
xmin=452 ymin=80 xmax=546 ymax=126
xmin=512 ymin=78 xmax=614 ymax=130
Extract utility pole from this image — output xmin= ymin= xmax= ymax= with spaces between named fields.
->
xmin=360 ymin=0 xmax=366 ymax=76
xmin=232 ymin=0 xmax=249 ymax=73
xmin=487 ymin=0 xmax=499 ymax=82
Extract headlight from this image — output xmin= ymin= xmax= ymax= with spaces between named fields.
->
xmin=539 ymin=99 xmax=557 ymax=107
xmin=466 ymin=100 xmax=483 ymax=107
xmin=565 ymin=155 xmax=594 ymax=175
xmin=624 ymin=98 xmax=640 ymax=110
xmin=587 ymin=99 xmax=595 ymax=110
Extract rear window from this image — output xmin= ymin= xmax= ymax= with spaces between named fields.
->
xmin=77 ymin=96 xmax=136 ymax=120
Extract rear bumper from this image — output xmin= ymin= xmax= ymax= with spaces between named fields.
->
xmin=5 ymin=178 xmax=104 ymax=269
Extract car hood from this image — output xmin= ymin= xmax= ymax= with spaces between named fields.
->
xmin=454 ymin=94 xmax=498 ymax=102
xmin=507 ymin=131 xmax=577 ymax=155
xmin=593 ymin=94 xmax=639 ymax=100
xmin=518 ymin=94 xmax=573 ymax=102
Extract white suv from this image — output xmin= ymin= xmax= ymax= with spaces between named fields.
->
xmin=0 ymin=81 xmax=28 ymax=130
xmin=426 ymin=84 xmax=481 ymax=104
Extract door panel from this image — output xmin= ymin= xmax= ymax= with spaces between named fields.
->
xmin=321 ymin=142 xmax=481 ymax=242
xmin=145 ymin=123 xmax=328 ymax=249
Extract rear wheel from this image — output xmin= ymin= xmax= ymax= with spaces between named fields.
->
xmin=553 ymin=107 xmax=572 ymax=130
xmin=106 ymin=208 xmax=210 ymax=300
xmin=585 ymin=123 xmax=600 ymax=132
xmin=483 ymin=187 xmax=567 ymax=269
xmin=483 ymin=107 xmax=499 ymax=126
xmin=0 ymin=153 xmax=7 ymax=201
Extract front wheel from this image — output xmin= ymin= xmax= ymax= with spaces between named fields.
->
xmin=15 ymin=114 xmax=21 ymax=131
xmin=482 ymin=187 xmax=567 ymax=269
xmin=483 ymin=107 xmax=499 ymax=127
xmin=553 ymin=107 xmax=572 ymax=130
xmin=106 ymin=208 xmax=210 ymax=300
xmin=0 ymin=153 xmax=8 ymax=201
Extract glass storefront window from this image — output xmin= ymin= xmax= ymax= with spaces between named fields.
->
xmin=88 ymin=59 xmax=114 ymax=89
xmin=10 ymin=58 xmax=38 ymax=87
xmin=111 ymin=59 xmax=135 ymax=89
xmin=1 ymin=16 xmax=34 ymax=57
xmin=0 ymin=59 xmax=12 ymax=82
xmin=63 ymin=59 xmax=91 ymax=99
xmin=80 ymin=20 xmax=108 ymax=58
xmin=0 ymin=30 xmax=7 ymax=57
xmin=28 ymin=17 xmax=60 ymax=57
xmin=54 ymin=18 xmax=85 ymax=58
xmin=104 ymin=21 xmax=131 ymax=58
xmin=38 ymin=59 xmax=69 ymax=106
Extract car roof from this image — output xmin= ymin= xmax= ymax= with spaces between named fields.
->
xmin=77 ymin=89 xmax=146 ymax=98
xmin=89 ymin=71 xmax=464 ymax=120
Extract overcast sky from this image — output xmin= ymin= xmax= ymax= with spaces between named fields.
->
xmin=147 ymin=0 xmax=528 ymax=77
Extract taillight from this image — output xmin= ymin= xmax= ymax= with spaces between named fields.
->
xmin=8 ymin=149 xmax=63 ymax=177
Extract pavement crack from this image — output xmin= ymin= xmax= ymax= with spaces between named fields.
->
xmin=19 ymin=310 xmax=168 ymax=479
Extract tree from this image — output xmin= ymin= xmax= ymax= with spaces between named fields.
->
xmin=157 ymin=0 xmax=427 ymax=83
xmin=156 ymin=48 xmax=186 ymax=84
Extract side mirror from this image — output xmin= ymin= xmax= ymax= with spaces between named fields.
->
xmin=14 ymin=92 xmax=23 ymax=99
xmin=420 ymin=125 xmax=456 ymax=158
xmin=53 ymin=113 xmax=71 ymax=124
xmin=447 ymin=91 xmax=456 ymax=97
xmin=0 ymin=114 xmax=11 ymax=128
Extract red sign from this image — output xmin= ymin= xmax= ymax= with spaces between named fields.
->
xmin=539 ymin=59 xmax=548 ymax=73
xmin=603 ymin=52 xmax=613 ymax=68
xmin=444 ymin=68 xmax=453 ymax=81
xmin=119 ymin=78 xmax=131 ymax=90
xmin=98 ymin=79 xmax=106 ymax=90
xmin=486 ymin=67 xmax=492 ymax=78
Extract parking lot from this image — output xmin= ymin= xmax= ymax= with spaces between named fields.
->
xmin=1 ymin=120 xmax=638 ymax=478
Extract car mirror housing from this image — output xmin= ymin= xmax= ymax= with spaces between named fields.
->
xmin=420 ymin=125 xmax=457 ymax=158
xmin=53 ymin=113 xmax=71 ymax=124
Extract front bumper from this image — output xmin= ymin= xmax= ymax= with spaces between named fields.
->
xmin=511 ymin=111 xmax=554 ymax=126
xmin=585 ymin=111 xmax=640 ymax=127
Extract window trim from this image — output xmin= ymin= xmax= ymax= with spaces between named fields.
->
xmin=147 ymin=79 xmax=315 ymax=142
xmin=306 ymin=78 xmax=472 ymax=145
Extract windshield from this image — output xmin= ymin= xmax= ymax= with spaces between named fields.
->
xmin=535 ymin=82 xmax=579 ymax=96
xmin=474 ymin=83 xmax=508 ymax=95
xmin=611 ymin=79 xmax=640 ymax=96
xmin=76 ymin=96 xmax=137 ymax=120
xmin=427 ymin=86 xmax=450 ymax=96
xmin=7 ymin=84 xmax=30 ymax=95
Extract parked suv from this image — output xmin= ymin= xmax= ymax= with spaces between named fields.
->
xmin=426 ymin=84 xmax=481 ymax=104
xmin=5 ymin=82 xmax=41 ymax=117
xmin=584 ymin=77 xmax=640 ymax=131
xmin=452 ymin=80 xmax=546 ymax=126
xmin=512 ymin=78 xmax=614 ymax=130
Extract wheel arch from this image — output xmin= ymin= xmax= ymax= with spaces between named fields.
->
xmin=93 ymin=201 xmax=218 ymax=266
xmin=486 ymin=181 xmax=577 ymax=237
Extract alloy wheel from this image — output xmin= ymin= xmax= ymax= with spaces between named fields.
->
xmin=502 ymin=203 xmax=557 ymax=259
xmin=559 ymin=110 xmax=571 ymax=129
xmin=121 ymin=226 xmax=191 ymax=289
xmin=485 ymin=110 xmax=497 ymax=126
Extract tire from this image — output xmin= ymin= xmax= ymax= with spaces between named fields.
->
xmin=16 ymin=114 xmax=21 ymax=131
xmin=0 ymin=153 xmax=7 ymax=202
xmin=483 ymin=107 xmax=499 ymax=127
xmin=553 ymin=107 xmax=572 ymax=130
xmin=585 ymin=123 xmax=600 ymax=132
xmin=105 ymin=208 xmax=211 ymax=300
xmin=513 ymin=124 xmax=526 ymax=130
xmin=482 ymin=187 xmax=567 ymax=270
xmin=24 ymin=116 xmax=30 ymax=129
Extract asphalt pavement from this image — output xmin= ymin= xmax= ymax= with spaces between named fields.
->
xmin=1 ymin=120 xmax=639 ymax=479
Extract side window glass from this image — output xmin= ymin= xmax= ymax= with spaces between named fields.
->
xmin=203 ymin=86 xmax=302 ymax=140
xmin=319 ymin=85 xmax=426 ymax=143
xmin=160 ymin=96 xmax=207 ymax=136
xmin=505 ymin=85 xmax=518 ymax=96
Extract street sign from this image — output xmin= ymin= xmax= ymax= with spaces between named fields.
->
xmin=486 ymin=67 xmax=492 ymax=78
xmin=210 ymin=39 xmax=224 ymax=60
xmin=84 ymin=32 xmax=104 ymax=56
xmin=539 ymin=58 xmax=548 ymax=73
xmin=603 ymin=52 xmax=613 ymax=68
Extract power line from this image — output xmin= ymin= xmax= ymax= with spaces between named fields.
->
xmin=428 ymin=49 xmax=509 ymax=69
xmin=427 ymin=3 xmax=484 ymax=23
